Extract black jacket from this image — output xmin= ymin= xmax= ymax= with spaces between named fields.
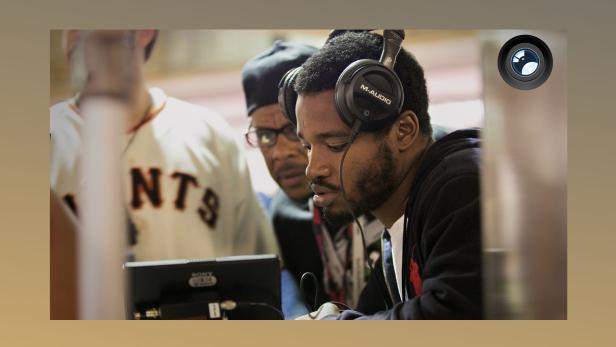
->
xmin=341 ymin=128 xmax=483 ymax=319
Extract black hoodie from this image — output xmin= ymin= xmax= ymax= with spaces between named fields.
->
xmin=338 ymin=128 xmax=483 ymax=319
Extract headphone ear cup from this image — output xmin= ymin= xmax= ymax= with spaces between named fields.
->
xmin=278 ymin=67 xmax=302 ymax=125
xmin=335 ymin=60 xmax=404 ymax=132
xmin=335 ymin=62 xmax=364 ymax=128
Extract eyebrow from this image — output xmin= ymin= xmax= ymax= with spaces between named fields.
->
xmin=297 ymin=130 xmax=351 ymax=142
xmin=251 ymin=124 xmax=294 ymax=131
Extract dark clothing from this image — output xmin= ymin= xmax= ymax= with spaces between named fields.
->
xmin=339 ymin=128 xmax=483 ymax=319
xmin=268 ymin=191 xmax=330 ymax=307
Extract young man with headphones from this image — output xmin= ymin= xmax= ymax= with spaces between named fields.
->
xmin=282 ymin=30 xmax=482 ymax=319
xmin=241 ymin=41 xmax=385 ymax=317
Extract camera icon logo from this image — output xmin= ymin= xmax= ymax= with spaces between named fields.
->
xmin=498 ymin=35 xmax=553 ymax=90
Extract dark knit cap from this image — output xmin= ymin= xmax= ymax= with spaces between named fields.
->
xmin=242 ymin=40 xmax=318 ymax=116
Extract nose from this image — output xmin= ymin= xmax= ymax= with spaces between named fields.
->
xmin=305 ymin=146 xmax=331 ymax=182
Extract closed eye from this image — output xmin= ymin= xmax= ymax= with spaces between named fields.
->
xmin=327 ymin=143 xmax=348 ymax=152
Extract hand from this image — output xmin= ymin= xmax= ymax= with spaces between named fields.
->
xmin=70 ymin=30 xmax=140 ymax=102
xmin=295 ymin=302 xmax=341 ymax=320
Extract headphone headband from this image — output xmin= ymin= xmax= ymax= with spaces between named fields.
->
xmin=278 ymin=29 xmax=406 ymax=131
xmin=380 ymin=30 xmax=404 ymax=69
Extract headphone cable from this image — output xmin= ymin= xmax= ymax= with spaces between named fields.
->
xmin=219 ymin=300 xmax=284 ymax=320
xmin=338 ymin=120 xmax=390 ymax=311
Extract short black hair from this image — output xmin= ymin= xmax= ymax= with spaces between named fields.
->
xmin=294 ymin=31 xmax=432 ymax=136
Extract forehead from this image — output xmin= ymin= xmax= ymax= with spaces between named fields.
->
xmin=251 ymin=104 xmax=291 ymax=128
xmin=296 ymin=90 xmax=350 ymax=140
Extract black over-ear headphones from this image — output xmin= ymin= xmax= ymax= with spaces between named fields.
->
xmin=278 ymin=29 xmax=406 ymax=132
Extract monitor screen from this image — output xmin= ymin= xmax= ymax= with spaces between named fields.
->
xmin=124 ymin=254 xmax=282 ymax=320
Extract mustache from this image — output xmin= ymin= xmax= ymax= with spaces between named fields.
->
xmin=308 ymin=177 xmax=339 ymax=191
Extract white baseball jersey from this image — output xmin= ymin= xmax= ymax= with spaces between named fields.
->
xmin=50 ymin=87 xmax=278 ymax=261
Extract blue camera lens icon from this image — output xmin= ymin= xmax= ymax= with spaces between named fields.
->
xmin=511 ymin=48 xmax=540 ymax=76
xmin=498 ymin=35 xmax=553 ymax=90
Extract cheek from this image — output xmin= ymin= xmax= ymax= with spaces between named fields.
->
xmin=289 ymin=141 xmax=307 ymax=157
xmin=343 ymin=148 xmax=379 ymax=185
xmin=297 ymin=150 xmax=309 ymax=166
xmin=340 ymin=162 xmax=359 ymax=189
xmin=260 ymin=149 xmax=275 ymax=170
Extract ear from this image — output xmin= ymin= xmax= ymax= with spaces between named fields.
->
xmin=393 ymin=110 xmax=420 ymax=152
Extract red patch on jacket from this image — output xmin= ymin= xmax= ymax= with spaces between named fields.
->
xmin=410 ymin=258 xmax=422 ymax=296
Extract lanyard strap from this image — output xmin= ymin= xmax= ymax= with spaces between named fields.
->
xmin=309 ymin=201 xmax=353 ymax=303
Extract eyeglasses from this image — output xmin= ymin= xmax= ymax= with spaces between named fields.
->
xmin=245 ymin=124 xmax=300 ymax=148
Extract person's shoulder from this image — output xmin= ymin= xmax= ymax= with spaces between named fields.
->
xmin=151 ymin=87 xmax=238 ymax=143
xmin=270 ymin=191 xmax=311 ymax=220
xmin=427 ymin=128 xmax=481 ymax=179
xmin=50 ymin=99 xmax=81 ymax=134
xmin=50 ymin=100 xmax=69 ymax=112
xmin=411 ymin=129 xmax=481 ymax=204
xmin=409 ymin=130 xmax=482 ymax=225
xmin=50 ymin=99 xmax=73 ymax=119
xmin=166 ymin=96 xmax=219 ymax=118
xmin=160 ymin=92 xmax=230 ymax=129
xmin=441 ymin=146 xmax=481 ymax=177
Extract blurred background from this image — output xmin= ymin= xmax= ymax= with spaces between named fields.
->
xmin=50 ymin=30 xmax=566 ymax=319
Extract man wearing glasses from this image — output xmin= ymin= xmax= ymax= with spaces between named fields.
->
xmin=242 ymin=41 xmax=384 ymax=317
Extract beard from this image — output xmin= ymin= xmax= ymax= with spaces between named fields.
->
xmin=321 ymin=140 xmax=397 ymax=227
